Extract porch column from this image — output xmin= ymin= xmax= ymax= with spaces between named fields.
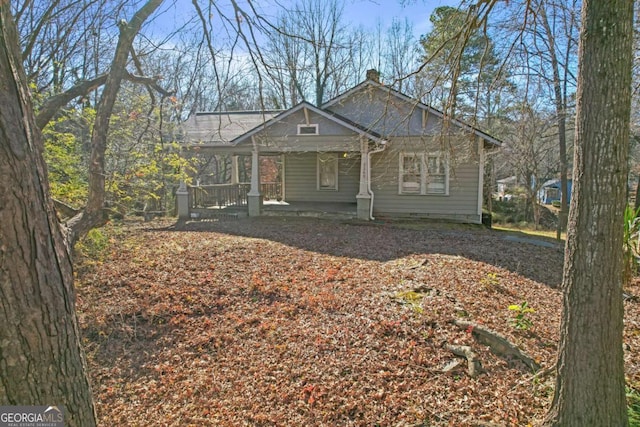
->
xmin=176 ymin=180 xmax=190 ymax=219
xmin=247 ymin=143 xmax=261 ymax=217
xmin=231 ymin=155 xmax=239 ymax=185
xmin=356 ymin=136 xmax=372 ymax=220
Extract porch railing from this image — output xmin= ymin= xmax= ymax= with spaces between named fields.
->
xmin=261 ymin=182 xmax=282 ymax=201
xmin=190 ymin=183 xmax=250 ymax=208
xmin=189 ymin=182 xmax=282 ymax=208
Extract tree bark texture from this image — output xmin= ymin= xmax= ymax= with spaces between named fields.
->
xmin=544 ymin=0 xmax=633 ymax=425
xmin=0 ymin=4 xmax=96 ymax=426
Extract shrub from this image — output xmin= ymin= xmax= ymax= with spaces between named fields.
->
xmin=508 ymin=301 xmax=535 ymax=330
xmin=624 ymin=205 xmax=640 ymax=285
xmin=76 ymin=228 xmax=110 ymax=261
xmin=628 ymin=386 xmax=640 ymax=426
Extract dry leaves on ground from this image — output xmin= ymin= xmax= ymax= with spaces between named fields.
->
xmin=75 ymin=217 xmax=640 ymax=426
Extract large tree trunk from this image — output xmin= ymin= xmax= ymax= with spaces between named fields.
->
xmin=544 ymin=0 xmax=633 ymax=425
xmin=0 ymin=4 xmax=96 ymax=426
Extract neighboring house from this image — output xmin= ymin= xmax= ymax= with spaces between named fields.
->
xmin=538 ymin=178 xmax=573 ymax=205
xmin=178 ymin=70 xmax=502 ymax=223
xmin=496 ymin=176 xmax=518 ymax=200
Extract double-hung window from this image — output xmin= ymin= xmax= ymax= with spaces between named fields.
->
xmin=399 ymin=152 xmax=448 ymax=195
xmin=317 ymin=153 xmax=338 ymax=191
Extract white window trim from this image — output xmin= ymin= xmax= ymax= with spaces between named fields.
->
xmin=398 ymin=151 xmax=449 ymax=196
xmin=317 ymin=153 xmax=339 ymax=191
xmin=297 ymin=123 xmax=319 ymax=135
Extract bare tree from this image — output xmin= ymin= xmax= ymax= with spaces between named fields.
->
xmin=381 ymin=18 xmax=416 ymax=93
xmin=260 ymin=0 xmax=359 ymax=106
xmin=65 ymin=0 xmax=165 ymax=243
xmin=417 ymin=5 xmax=511 ymax=124
xmin=498 ymin=97 xmax=559 ymax=227
xmin=522 ymin=0 xmax=580 ymax=238
xmin=15 ymin=0 xmax=110 ymax=94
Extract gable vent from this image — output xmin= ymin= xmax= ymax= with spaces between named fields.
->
xmin=297 ymin=124 xmax=319 ymax=135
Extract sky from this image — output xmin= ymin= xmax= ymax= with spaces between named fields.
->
xmin=152 ymin=0 xmax=463 ymax=40
xmin=340 ymin=0 xmax=462 ymax=37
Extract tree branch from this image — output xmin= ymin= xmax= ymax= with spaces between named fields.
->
xmin=36 ymin=71 xmax=172 ymax=130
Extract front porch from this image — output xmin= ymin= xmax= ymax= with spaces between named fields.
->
xmin=189 ymin=200 xmax=357 ymax=220
xmin=184 ymin=183 xmax=356 ymax=219
xmin=178 ymin=140 xmax=375 ymax=221
xmin=189 ymin=182 xmax=282 ymax=209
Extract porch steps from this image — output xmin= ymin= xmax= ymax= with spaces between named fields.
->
xmin=261 ymin=207 xmax=356 ymax=220
xmin=189 ymin=210 xmax=246 ymax=220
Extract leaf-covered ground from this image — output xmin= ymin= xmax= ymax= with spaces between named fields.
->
xmin=76 ymin=217 xmax=640 ymax=426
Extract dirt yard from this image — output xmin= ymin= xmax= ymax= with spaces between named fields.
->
xmin=75 ymin=217 xmax=640 ymax=426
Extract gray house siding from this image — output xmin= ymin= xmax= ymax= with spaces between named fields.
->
xmin=258 ymin=135 xmax=360 ymax=153
xmin=369 ymin=138 xmax=482 ymax=222
xmin=254 ymin=109 xmax=362 ymax=153
xmin=283 ymin=152 xmax=360 ymax=203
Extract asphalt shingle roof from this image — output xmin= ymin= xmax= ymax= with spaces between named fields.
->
xmin=181 ymin=111 xmax=282 ymax=144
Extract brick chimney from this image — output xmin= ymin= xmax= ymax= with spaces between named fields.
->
xmin=366 ymin=69 xmax=380 ymax=83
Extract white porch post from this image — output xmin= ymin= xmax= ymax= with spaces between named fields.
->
xmin=231 ymin=155 xmax=239 ymax=185
xmin=176 ymin=180 xmax=190 ymax=219
xmin=247 ymin=139 xmax=261 ymax=216
xmin=477 ymin=136 xmax=486 ymax=224
xmin=356 ymin=136 xmax=372 ymax=220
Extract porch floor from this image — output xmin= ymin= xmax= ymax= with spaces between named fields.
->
xmin=191 ymin=201 xmax=358 ymax=220
xmin=263 ymin=201 xmax=357 ymax=219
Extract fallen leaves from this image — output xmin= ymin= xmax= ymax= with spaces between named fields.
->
xmin=74 ymin=217 xmax=640 ymax=426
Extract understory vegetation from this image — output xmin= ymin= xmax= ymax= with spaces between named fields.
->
xmin=74 ymin=217 xmax=640 ymax=426
xmin=490 ymin=198 xmax=558 ymax=231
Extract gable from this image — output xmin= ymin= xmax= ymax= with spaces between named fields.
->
xmin=324 ymin=84 xmax=427 ymax=136
xmin=252 ymin=108 xmax=359 ymax=140
xmin=230 ymin=102 xmax=384 ymax=147
xmin=323 ymin=81 xmax=501 ymax=147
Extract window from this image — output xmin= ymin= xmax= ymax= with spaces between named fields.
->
xmin=298 ymin=124 xmax=319 ymax=135
xmin=317 ymin=153 xmax=338 ymax=191
xmin=400 ymin=153 xmax=422 ymax=194
xmin=399 ymin=152 xmax=448 ymax=195
xmin=426 ymin=154 xmax=447 ymax=194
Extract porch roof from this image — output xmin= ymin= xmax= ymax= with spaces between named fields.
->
xmin=181 ymin=110 xmax=283 ymax=145
xmin=182 ymin=102 xmax=385 ymax=154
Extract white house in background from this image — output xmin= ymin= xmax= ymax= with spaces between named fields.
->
xmin=496 ymin=175 xmax=518 ymax=200
xmin=178 ymin=70 xmax=502 ymax=223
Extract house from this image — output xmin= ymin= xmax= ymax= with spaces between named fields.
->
xmin=177 ymin=70 xmax=501 ymax=223
xmin=538 ymin=178 xmax=573 ymax=205
xmin=495 ymin=175 xmax=518 ymax=200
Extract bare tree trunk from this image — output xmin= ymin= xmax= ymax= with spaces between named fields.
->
xmin=538 ymin=2 xmax=570 ymax=240
xmin=0 ymin=5 xmax=96 ymax=426
xmin=66 ymin=0 xmax=164 ymax=244
xmin=544 ymin=0 xmax=633 ymax=424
